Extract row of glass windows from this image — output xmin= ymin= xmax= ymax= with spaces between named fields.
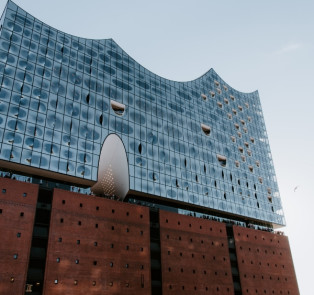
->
xmin=0 ymin=88 xmax=260 ymax=143
xmin=0 ymin=130 xmax=276 ymax=191
xmin=0 ymin=126 xmax=278 ymax=195
xmin=0 ymin=117 xmax=277 ymax=183
xmin=129 ymin=170 xmax=278 ymax=201
xmin=0 ymin=145 xmax=280 ymax=214
xmin=0 ymin=60 xmax=258 ymax=131
xmin=0 ymin=26 xmax=260 ymax=107
xmin=0 ymin=108 xmax=271 ymax=170
xmin=4 ymin=11 xmax=252 ymax=100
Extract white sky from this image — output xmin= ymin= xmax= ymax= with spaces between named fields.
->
xmin=1 ymin=1 xmax=313 ymax=293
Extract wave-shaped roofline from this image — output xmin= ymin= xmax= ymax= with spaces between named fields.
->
xmin=112 ymin=39 xmax=259 ymax=95
xmin=8 ymin=0 xmax=258 ymax=95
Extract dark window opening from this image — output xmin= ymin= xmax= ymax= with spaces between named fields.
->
xmin=111 ymin=100 xmax=125 ymax=116
xmin=201 ymin=124 xmax=211 ymax=136
xmin=217 ymin=155 xmax=227 ymax=167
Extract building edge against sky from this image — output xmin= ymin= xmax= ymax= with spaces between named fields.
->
xmin=0 ymin=0 xmax=284 ymax=227
xmin=0 ymin=1 xmax=299 ymax=295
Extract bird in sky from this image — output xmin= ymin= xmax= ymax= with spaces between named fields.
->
xmin=293 ymin=186 xmax=299 ymax=192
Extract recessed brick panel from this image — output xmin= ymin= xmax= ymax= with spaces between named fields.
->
xmin=233 ymin=226 xmax=299 ymax=295
xmin=0 ymin=178 xmax=39 ymax=295
xmin=43 ymin=189 xmax=151 ymax=295
xmin=159 ymin=210 xmax=234 ymax=294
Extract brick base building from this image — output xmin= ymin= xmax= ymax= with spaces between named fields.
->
xmin=0 ymin=178 xmax=299 ymax=295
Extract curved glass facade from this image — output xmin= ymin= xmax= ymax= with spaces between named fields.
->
xmin=0 ymin=1 xmax=284 ymax=225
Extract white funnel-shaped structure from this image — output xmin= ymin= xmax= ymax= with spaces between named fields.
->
xmin=91 ymin=134 xmax=129 ymax=200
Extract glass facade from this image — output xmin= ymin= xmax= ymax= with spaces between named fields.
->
xmin=0 ymin=1 xmax=284 ymax=225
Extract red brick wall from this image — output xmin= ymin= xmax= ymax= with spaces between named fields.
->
xmin=43 ymin=189 xmax=151 ymax=295
xmin=0 ymin=178 xmax=300 ymax=295
xmin=0 ymin=178 xmax=39 ymax=295
xmin=159 ymin=210 xmax=234 ymax=295
xmin=233 ymin=226 xmax=299 ymax=295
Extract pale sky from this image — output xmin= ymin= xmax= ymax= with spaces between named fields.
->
xmin=1 ymin=1 xmax=313 ymax=294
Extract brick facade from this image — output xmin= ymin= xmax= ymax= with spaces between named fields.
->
xmin=0 ymin=178 xmax=38 ymax=295
xmin=43 ymin=189 xmax=151 ymax=295
xmin=159 ymin=210 xmax=234 ymax=294
xmin=233 ymin=226 xmax=299 ymax=295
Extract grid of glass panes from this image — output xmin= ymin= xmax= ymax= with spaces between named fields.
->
xmin=0 ymin=1 xmax=284 ymax=225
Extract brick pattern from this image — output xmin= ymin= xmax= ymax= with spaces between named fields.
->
xmin=0 ymin=178 xmax=39 ymax=295
xmin=233 ymin=226 xmax=299 ymax=295
xmin=43 ymin=189 xmax=151 ymax=295
xmin=159 ymin=210 xmax=234 ymax=295
xmin=0 ymin=178 xmax=300 ymax=295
